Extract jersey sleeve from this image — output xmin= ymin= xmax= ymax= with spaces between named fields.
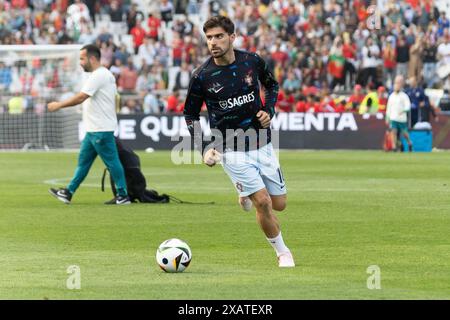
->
xmin=183 ymin=73 xmax=208 ymax=154
xmin=256 ymin=54 xmax=279 ymax=118
xmin=183 ymin=74 xmax=204 ymax=122
xmin=81 ymin=71 xmax=102 ymax=97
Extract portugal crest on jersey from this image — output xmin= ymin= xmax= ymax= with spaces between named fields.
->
xmin=244 ymin=72 xmax=253 ymax=86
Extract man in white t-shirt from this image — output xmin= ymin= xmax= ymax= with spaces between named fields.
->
xmin=437 ymin=34 xmax=450 ymax=81
xmin=47 ymin=45 xmax=130 ymax=205
xmin=386 ymin=75 xmax=413 ymax=152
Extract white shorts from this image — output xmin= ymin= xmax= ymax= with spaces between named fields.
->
xmin=220 ymin=143 xmax=287 ymax=197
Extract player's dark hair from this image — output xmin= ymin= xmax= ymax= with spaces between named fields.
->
xmin=203 ymin=15 xmax=235 ymax=35
xmin=81 ymin=44 xmax=101 ymax=60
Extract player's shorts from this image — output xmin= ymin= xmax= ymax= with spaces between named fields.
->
xmin=390 ymin=120 xmax=408 ymax=133
xmin=220 ymin=143 xmax=287 ymax=197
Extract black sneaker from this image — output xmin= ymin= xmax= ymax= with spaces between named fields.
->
xmin=105 ymin=195 xmax=131 ymax=205
xmin=49 ymin=188 xmax=72 ymax=204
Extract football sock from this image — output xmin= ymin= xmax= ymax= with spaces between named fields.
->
xmin=267 ymin=232 xmax=290 ymax=256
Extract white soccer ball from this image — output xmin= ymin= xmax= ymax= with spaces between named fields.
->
xmin=156 ymin=238 xmax=192 ymax=273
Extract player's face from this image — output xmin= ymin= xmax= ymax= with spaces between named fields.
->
xmin=205 ymin=27 xmax=235 ymax=58
xmin=394 ymin=77 xmax=403 ymax=92
xmin=79 ymin=49 xmax=92 ymax=72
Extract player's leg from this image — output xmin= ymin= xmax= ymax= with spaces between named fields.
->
xmin=390 ymin=125 xmax=398 ymax=151
xmin=222 ymin=147 xmax=294 ymax=267
xmin=257 ymin=143 xmax=287 ymax=211
xmin=402 ymin=130 xmax=413 ymax=151
xmin=271 ymin=194 xmax=287 ymax=212
xmin=92 ymin=132 xmax=130 ymax=203
xmin=248 ymin=188 xmax=294 ymax=267
xmin=222 ymin=145 xmax=295 ymax=267
xmin=249 ymin=188 xmax=279 ymax=237
xmin=255 ymin=143 xmax=294 ymax=266
xmin=50 ymin=133 xmax=98 ymax=203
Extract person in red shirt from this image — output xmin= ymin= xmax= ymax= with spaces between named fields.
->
xmin=271 ymin=43 xmax=289 ymax=67
xmin=313 ymin=96 xmax=323 ymax=113
xmin=172 ymin=37 xmax=184 ymax=67
xmin=130 ymin=21 xmax=146 ymax=54
xmin=276 ymin=89 xmax=294 ymax=112
xmin=166 ymin=90 xmax=182 ymax=113
xmin=147 ymin=13 xmax=161 ymax=40
xmin=342 ymin=32 xmax=357 ymax=90
xmin=377 ymin=86 xmax=388 ymax=112
xmin=295 ymin=95 xmax=307 ymax=112
xmin=118 ymin=60 xmax=138 ymax=93
xmin=305 ymin=94 xmax=316 ymax=112
xmin=383 ymin=36 xmax=397 ymax=89
xmin=346 ymin=84 xmax=365 ymax=112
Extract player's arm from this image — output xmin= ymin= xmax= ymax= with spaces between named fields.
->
xmin=48 ymin=71 xmax=102 ymax=112
xmin=256 ymin=54 xmax=279 ymax=128
xmin=47 ymin=92 xmax=90 ymax=112
xmin=183 ymin=74 xmax=219 ymax=166
xmin=385 ymin=96 xmax=391 ymax=124
xmin=403 ymin=93 xmax=411 ymax=114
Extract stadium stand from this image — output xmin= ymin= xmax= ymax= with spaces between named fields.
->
xmin=0 ymin=0 xmax=449 ymax=116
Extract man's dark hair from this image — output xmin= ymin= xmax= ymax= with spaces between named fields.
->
xmin=81 ymin=44 xmax=101 ymax=60
xmin=203 ymin=15 xmax=235 ymax=34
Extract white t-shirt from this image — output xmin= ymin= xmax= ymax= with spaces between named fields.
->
xmin=362 ymin=45 xmax=380 ymax=68
xmin=386 ymin=91 xmax=411 ymax=123
xmin=81 ymin=67 xmax=118 ymax=132
xmin=437 ymin=42 xmax=450 ymax=65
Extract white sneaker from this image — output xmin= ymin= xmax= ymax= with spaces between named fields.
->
xmin=278 ymin=251 xmax=295 ymax=268
xmin=239 ymin=197 xmax=253 ymax=212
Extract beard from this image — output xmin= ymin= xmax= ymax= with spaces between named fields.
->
xmin=210 ymin=42 xmax=231 ymax=58
xmin=81 ymin=62 xmax=92 ymax=72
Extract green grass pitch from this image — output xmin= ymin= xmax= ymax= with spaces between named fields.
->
xmin=0 ymin=150 xmax=449 ymax=299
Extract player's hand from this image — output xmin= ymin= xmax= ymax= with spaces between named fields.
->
xmin=47 ymin=102 xmax=61 ymax=112
xmin=203 ymin=149 xmax=221 ymax=167
xmin=257 ymin=111 xmax=271 ymax=128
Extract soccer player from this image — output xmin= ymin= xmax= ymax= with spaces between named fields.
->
xmin=183 ymin=16 xmax=295 ymax=267
xmin=386 ymin=75 xmax=413 ymax=152
xmin=47 ymin=44 xmax=130 ymax=205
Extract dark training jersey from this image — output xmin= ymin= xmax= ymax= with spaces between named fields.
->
xmin=183 ymin=49 xmax=279 ymax=153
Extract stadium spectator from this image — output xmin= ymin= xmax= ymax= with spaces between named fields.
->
xmin=166 ymin=90 xmax=182 ymax=113
xmin=359 ymin=37 xmax=380 ymax=88
xmin=358 ymin=86 xmax=386 ymax=114
xmin=173 ymin=62 xmax=191 ymax=91
xmin=408 ymin=35 xmax=424 ymax=81
xmin=282 ymin=71 xmax=301 ymax=93
xmin=396 ymin=36 xmax=410 ymax=81
xmin=437 ymin=33 xmax=450 ymax=86
xmin=143 ymin=89 xmax=160 ymax=114
xmin=147 ymin=13 xmax=161 ymax=40
xmin=137 ymin=37 xmax=157 ymax=68
xmin=407 ymin=76 xmax=428 ymax=127
xmin=346 ymin=84 xmax=365 ymax=112
xmin=120 ymin=98 xmax=141 ymax=114
xmin=130 ymin=20 xmax=146 ymax=54
xmin=8 ymin=94 xmax=26 ymax=114
xmin=126 ymin=4 xmax=145 ymax=34
xmin=118 ymin=58 xmax=138 ymax=94
xmin=382 ymin=36 xmax=397 ymax=90
xmin=422 ymin=37 xmax=438 ymax=88
xmin=160 ymin=0 xmax=174 ymax=28
xmin=108 ymin=0 xmax=125 ymax=36
xmin=0 ymin=61 xmax=12 ymax=92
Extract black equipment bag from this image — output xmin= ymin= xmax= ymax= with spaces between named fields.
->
xmin=101 ymin=138 xmax=170 ymax=203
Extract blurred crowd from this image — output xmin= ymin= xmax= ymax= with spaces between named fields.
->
xmin=1 ymin=0 xmax=450 ymax=119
